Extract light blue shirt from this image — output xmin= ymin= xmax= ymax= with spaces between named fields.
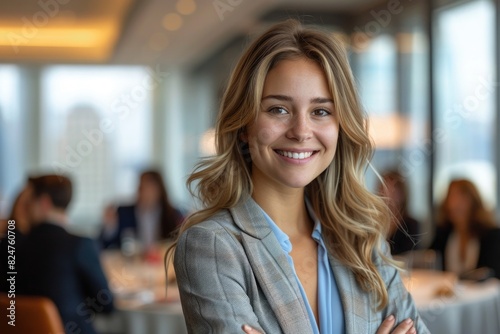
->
xmin=259 ymin=203 xmax=345 ymax=334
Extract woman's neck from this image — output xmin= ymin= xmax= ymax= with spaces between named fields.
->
xmin=252 ymin=184 xmax=312 ymax=238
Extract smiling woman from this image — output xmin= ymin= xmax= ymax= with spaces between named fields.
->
xmin=243 ymin=58 xmax=339 ymax=191
xmin=167 ymin=19 xmax=429 ymax=334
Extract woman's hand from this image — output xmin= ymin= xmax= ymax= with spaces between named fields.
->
xmin=376 ymin=315 xmax=416 ymax=334
xmin=242 ymin=315 xmax=416 ymax=334
xmin=242 ymin=324 xmax=264 ymax=334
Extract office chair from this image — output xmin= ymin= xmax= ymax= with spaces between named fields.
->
xmin=0 ymin=293 xmax=64 ymax=334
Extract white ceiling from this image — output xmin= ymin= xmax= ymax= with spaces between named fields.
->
xmin=113 ymin=0 xmax=382 ymax=67
xmin=0 ymin=0 xmax=134 ymax=62
xmin=0 ymin=0 xmax=382 ymax=66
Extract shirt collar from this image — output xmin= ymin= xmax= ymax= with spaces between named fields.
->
xmin=259 ymin=198 xmax=323 ymax=254
xmin=305 ymin=198 xmax=322 ymax=242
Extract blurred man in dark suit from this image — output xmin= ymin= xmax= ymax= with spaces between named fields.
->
xmin=0 ymin=174 xmax=114 ymax=334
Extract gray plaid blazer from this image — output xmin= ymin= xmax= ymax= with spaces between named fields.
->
xmin=174 ymin=197 xmax=430 ymax=334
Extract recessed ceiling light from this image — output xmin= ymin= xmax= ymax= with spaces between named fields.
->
xmin=176 ymin=0 xmax=197 ymax=15
xmin=162 ymin=13 xmax=183 ymax=31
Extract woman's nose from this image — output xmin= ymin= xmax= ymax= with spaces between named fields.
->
xmin=286 ymin=113 xmax=312 ymax=142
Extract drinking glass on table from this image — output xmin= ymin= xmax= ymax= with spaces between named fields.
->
xmin=121 ymin=227 xmax=140 ymax=258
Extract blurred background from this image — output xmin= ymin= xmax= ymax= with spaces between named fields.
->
xmin=0 ymin=0 xmax=498 ymax=246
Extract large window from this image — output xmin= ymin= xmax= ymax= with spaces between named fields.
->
xmin=0 ymin=65 xmax=22 ymax=217
xmin=433 ymin=0 xmax=496 ymax=209
xmin=398 ymin=5 xmax=430 ymax=226
xmin=356 ymin=34 xmax=401 ymax=186
xmin=352 ymin=2 xmax=430 ymax=226
xmin=40 ymin=66 xmax=154 ymax=233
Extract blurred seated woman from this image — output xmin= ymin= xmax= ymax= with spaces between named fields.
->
xmin=0 ymin=180 xmax=33 ymax=236
xmin=430 ymin=179 xmax=500 ymax=278
xmin=378 ymin=170 xmax=420 ymax=255
xmin=1 ymin=180 xmax=34 ymax=290
xmin=100 ymin=170 xmax=184 ymax=251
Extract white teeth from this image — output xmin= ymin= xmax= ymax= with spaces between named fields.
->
xmin=277 ymin=150 xmax=313 ymax=160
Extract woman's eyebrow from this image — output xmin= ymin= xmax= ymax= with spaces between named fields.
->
xmin=262 ymin=95 xmax=333 ymax=104
xmin=310 ymin=97 xmax=334 ymax=104
xmin=261 ymin=94 xmax=293 ymax=101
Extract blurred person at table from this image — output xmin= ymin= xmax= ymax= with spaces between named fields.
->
xmin=169 ymin=20 xmax=428 ymax=334
xmin=0 ymin=174 xmax=114 ymax=334
xmin=430 ymin=179 xmax=500 ymax=279
xmin=100 ymin=169 xmax=184 ymax=252
xmin=378 ymin=170 xmax=420 ymax=255
xmin=0 ymin=179 xmax=34 ymax=298
xmin=0 ymin=180 xmax=34 ymax=237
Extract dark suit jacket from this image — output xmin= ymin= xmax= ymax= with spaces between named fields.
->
xmin=1 ymin=222 xmax=113 ymax=334
xmin=430 ymin=225 xmax=500 ymax=278
xmin=388 ymin=215 xmax=420 ymax=255
xmin=100 ymin=204 xmax=183 ymax=249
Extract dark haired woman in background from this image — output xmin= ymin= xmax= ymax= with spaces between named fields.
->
xmin=430 ymin=179 xmax=500 ymax=278
xmin=100 ymin=170 xmax=184 ymax=251
xmin=0 ymin=180 xmax=33 ymax=237
xmin=378 ymin=170 xmax=420 ymax=255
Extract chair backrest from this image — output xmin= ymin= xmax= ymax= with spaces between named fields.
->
xmin=0 ymin=293 xmax=65 ymax=334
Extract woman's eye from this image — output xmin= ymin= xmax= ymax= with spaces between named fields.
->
xmin=312 ymin=109 xmax=331 ymax=116
xmin=268 ymin=107 xmax=288 ymax=115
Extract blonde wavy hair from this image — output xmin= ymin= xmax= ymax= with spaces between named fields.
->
xmin=168 ymin=19 xmax=393 ymax=309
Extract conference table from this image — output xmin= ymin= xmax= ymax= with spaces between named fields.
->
xmin=403 ymin=269 xmax=500 ymax=334
xmin=95 ymin=249 xmax=500 ymax=334
xmin=94 ymin=248 xmax=187 ymax=334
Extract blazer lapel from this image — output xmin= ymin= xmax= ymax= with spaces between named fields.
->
xmin=328 ymin=253 xmax=370 ymax=334
xmin=230 ymin=198 xmax=314 ymax=334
